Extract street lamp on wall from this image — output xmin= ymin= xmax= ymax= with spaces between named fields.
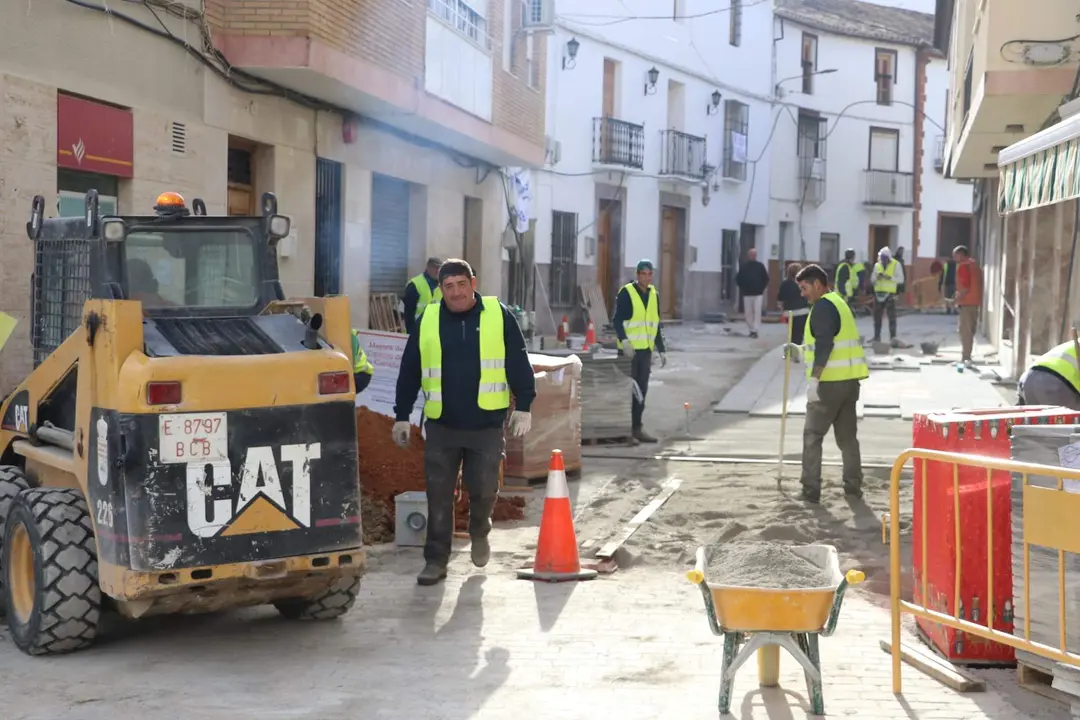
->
xmin=563 ymin=37 xmax=580 ymax=70
xmin=644 ymin=66 xmax=659 ymax=96
xmin=706 ymin=89 xmax=722 ymax=115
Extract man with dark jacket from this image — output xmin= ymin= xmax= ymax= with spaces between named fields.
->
xmin=401 ymin=257 xmax=443 ymax=334
xmin=612 ymin=259 xmax=668 ymax=444
xmin=736 ymin=247 xmax=769 ymax=338
xmin=392 ymin=259 xmax=536 ymax=586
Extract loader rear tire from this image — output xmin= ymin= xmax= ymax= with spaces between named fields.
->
xmin=0 ymin=466 xmax=31 ymax=617
xmin=4 ymin=487 xmax=102 ymax=655
xmin=273 ymin=575 xmax=361 ymax=621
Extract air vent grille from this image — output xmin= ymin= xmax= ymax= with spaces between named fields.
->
xmin=171 ymin=121 xmax=187 ymax=155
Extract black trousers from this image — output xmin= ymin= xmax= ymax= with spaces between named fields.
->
xmin=631 ymin=349 xmax=652 ymax=430
xmin=422 ymin=422 xmax=505 ymax=567
xmin=872 ymin=295 xmax=898 ymax=340
xmin=788 ymin=314 xmax=807 ymax=345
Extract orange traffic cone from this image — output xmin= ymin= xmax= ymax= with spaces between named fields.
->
xmin=517 ymin=450 xmax=598 ymax=583
xmin=557 ymin=315 xmax=569 ymax=342
xmin=583 ymin=320 xmax=596 ymax=350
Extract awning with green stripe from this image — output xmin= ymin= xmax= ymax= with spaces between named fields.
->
xmin=998 ymin=113 xmax=1080 ymax=215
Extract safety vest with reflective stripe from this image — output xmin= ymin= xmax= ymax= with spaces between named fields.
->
xmin=410 ymin=274 xmax=443 ymax=319
xmin=618 ymin=283 xmax=660 ymax=351
xmin=804 ymin=292 xmax=869 ymax=382
xmin=873 ymin=259 xmax=899 ymax=294
xmin=835 ymin=262 xmax=856 ymax=297
xmin=418 ymin=296 xmax=509 ymax=419
xmin=350 ymin=329 xmax=374 ymax=375
xmin=1033 ymin=341 xmax=1080 ymax=394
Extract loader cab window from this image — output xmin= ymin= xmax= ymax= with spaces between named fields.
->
xmin=123 ymin=229 xmax=259 ymax=310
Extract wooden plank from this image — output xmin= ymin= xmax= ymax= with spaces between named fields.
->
xmin=878 ymin=639 xmax=985 ymax=693
xmin=594 ymin=477 xmax=682 ymax=560
xmin=1019 ymin=660 xmax=1075 ymax=705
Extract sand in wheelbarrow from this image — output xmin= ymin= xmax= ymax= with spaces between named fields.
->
xmin=708 ymin=541 xmax=833 ymax=589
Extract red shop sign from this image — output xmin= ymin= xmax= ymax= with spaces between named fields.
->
xmin=57 ymin=93 xmax=134 ymax=178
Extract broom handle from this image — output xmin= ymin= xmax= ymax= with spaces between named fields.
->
xmin=779 ymin=311 xmax=794 ymax=479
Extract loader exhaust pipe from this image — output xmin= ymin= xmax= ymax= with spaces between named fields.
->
xmin=303 ymin=313 xmax=323 ymax=350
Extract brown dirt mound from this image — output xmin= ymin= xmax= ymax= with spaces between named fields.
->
xmin=356 ymin=407 xmax=527 ymax=543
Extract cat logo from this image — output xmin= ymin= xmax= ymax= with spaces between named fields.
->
xmin=185 ymin=443 xmax=321 ymax=538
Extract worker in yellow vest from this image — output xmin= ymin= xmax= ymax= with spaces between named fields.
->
xmin=834 ymin=249 xmax=859 ymax=303
xmin=390 ymin=258 xmax=536 ymax=586
xmin=1017 ymin=341 xmax=1080 ymax=410
xmin=350 ymin=329 xmax=375 ymax=394
xmin=401 ymin=257 xmax=444 ymax=334
xmin=783 ymin=264 xmax=869 ymax=504
xmin=870 ymin=247 xmax=904 ymax=345
xmin=612 ymin=259 xmax=668 ymax=444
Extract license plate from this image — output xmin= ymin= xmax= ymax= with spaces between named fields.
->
xmin=159 ymin=412 xmax=228 ymax=465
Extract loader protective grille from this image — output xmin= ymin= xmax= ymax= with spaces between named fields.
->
xmin=32 ymin=232 xmax=92 ymax=366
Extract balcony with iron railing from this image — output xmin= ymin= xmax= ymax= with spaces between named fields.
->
xmin=592 ymin=117 xmax=645 ymax=170
xmin=658 ymin=129 xmax=707 ymax=180
xmin=797 ymin=154 xmax=827 ymax=205
xmin=863 ymin=169 xmax=914 ymax=207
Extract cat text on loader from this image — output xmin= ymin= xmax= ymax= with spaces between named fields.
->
xmin=0 ymin=190 xmax=365 ymax=656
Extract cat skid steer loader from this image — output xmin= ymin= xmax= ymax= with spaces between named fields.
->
xmin=0 ymin=190 xmax=365 ymax=656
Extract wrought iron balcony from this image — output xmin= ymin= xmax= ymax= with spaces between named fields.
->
xmin=592 ymin=117 xmax=645 ymax=170
xmin=659 ymin=129 xmax=707 ymax=180
xmin=863 ymin=169 xmax=914 ymax=207
xmin=797 ymin=154 xmax=827 ymax=205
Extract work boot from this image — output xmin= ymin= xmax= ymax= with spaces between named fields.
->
xmin=844 ymin=484 xmax=863 ymax=500
xmin=801 ymin=484 xmax=821 ymax=504
xmin=470 ymin=536 xmax=490 ymax=568
xmin=633 ymin=428 xmax=658 ymax=443
xmin=416 ymin=562 xmax=447 ymax=586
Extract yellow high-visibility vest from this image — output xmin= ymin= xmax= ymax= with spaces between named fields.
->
xmin=418 ymin=296 xmax=509 ymax=419
xmin=410 ymin=274 xmax=443 ymax=319
xmin=618 ymin=283 xmax=660 ymax=351
xmin=805 ymin=292 xmax=869 ymax=382
xmin=873 ymin=259 xmax=899 ymax=294
xmin=835 ymin=262 xmax=856 ymax=296
xmin=350 ymin=329 xmax=374 ymax=375
xmin=1033 ymin=341 xmax=1080 ymax=394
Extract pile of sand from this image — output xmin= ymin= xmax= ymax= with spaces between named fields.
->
xmin=707 ymin=541 xmax=833 ymax=589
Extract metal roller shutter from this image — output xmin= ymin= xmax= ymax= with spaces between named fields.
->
xmin=369 ymin=174 xmax=411 ymax=295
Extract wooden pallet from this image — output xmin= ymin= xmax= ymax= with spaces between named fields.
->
xmin=582 ymin=435 xmax=633 ymax=447
xmin=503 ymin=465 xmax=582 ymax=487
xmin=1018 ymin=660 xmax=1074 ymax=705
xmin=579 ymin=282 xmax=613 ymax=334
xmin=369 ymin=293 xmax=405 ymax=333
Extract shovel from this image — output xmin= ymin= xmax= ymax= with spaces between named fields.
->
xmin=778 ymin=311 xmax=794 ymax=489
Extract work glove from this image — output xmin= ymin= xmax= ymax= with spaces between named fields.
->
xmin=659 ymin=352 xmax=667 ymax=368
xmin=782 ymin=343 xmax=803 ymax=362
xmin=391 ymin=421 xmax=411 ymax=448
xmin=806 ymin=378 xmax=820 ymax=404
xmin=621 ymin=343 xmax=635 ymax=359
xmin=509 ymin=410 xmax=532 ymax=437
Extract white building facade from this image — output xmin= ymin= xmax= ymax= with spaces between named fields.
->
xmin=533 ymin=0 xmax=775 ymax=325
xmin=768 ymin=0 xmax=974 ymax=298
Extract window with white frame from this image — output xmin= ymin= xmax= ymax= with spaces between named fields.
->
xmin=428 ymin=0 xmax=489 ymax=48
xmin=722 ymin=99 xmax=749 ymax=181
xmin=507 ymin=0 xmax=538 ymax=85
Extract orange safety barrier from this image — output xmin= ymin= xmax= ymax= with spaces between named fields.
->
xmin=887 ymin=448 xmax=1080 ymax=694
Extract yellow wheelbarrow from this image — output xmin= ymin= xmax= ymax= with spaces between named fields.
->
xmin=686 ymin=543 xmax=865 ymax=716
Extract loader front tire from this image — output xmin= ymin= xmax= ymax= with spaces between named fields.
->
xmin=274 ymin=575 xmax=361 ymax=621
xmin=4 ymin=487 xmax=102 ymax=655
xmin=0 ymin=465 xmax=32 ymax=617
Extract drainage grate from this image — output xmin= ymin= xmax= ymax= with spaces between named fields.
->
xmin=171 ymin=121 xmax=187 ymax=155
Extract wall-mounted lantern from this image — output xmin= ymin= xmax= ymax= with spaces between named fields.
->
xmin=707 ymin=90 xmax=722 ymax=115
xmin=644 ymin=66 xmax=659 ymax=96
xmin=563 ymin=37 xmax=580 ymax=70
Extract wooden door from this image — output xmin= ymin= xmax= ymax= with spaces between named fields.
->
xmin=868 ymin=225 xmax=892 ymax=259
xmin=597 ymin=200 xmax=612 ymax=306
xmin=660 ymin=207 xmax=678 ymax=317
xmin=602 ymin=59 xmax=616 ymax=117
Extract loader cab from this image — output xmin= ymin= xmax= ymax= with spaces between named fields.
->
xmin=26 ymin=189 xmax=301 ymax=363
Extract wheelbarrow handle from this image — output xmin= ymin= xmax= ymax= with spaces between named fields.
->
xmin=821 ymin=569 xmax=866 ymax=637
